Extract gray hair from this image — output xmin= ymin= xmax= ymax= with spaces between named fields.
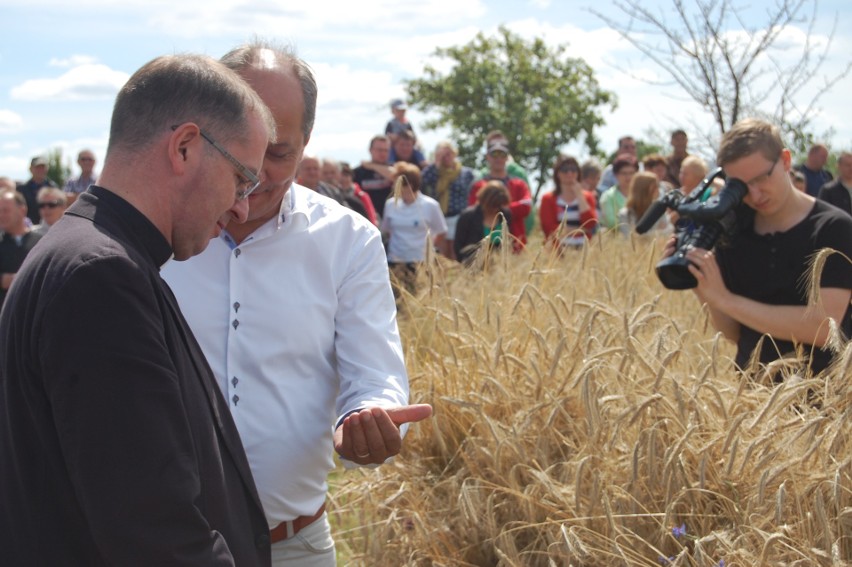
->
xmin=107 ymin=54 xmax=275 ymax=155
xmin=321 ymin=158 xmax=340 ymax=172
xmin=37 ymin=187 xmax=68 ymax=205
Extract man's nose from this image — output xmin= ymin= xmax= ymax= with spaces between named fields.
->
xmin=229 ymin=198 xmax=249 ymax=224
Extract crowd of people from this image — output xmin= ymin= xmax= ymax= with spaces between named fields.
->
xmin=6 ymin=107 xmax=852 ymax=288
xmin=0 ymin=39 xmax=850 ymax=567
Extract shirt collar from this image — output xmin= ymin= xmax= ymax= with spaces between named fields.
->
xmin=279 ymin=183 xmax=311 ymax=231
xmin=71 ymin=185 xmax=173 ymax=268
xmin=219 ymin=183 xmax=312 ymax=249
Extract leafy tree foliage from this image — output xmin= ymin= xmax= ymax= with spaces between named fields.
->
xmin=405 ymin=26 xmax=615 ymax=196
xmin=46 ymin=148 xmax=71 ymax=187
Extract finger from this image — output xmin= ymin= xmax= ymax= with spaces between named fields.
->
xmin=347 ymin=412 xmax=371 ymax=459
xmin=370 ymin=408 xmax=402 ymax=456
xmin=687 ymin=262 xmax=703 ymax=277
xmin=358 ymin=410 xmax=395 ymax=461
xmin=686 ymin=248 xmax=707 ymax=265
xmin=386 ymin=404 xmax=433 ymax=426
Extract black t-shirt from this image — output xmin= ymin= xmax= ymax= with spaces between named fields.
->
xmin=716 ymin=199 xmax=852 ymax=374
xmin=0 ymin=231 xmax=42 ymax=305
xmin=352 ymin=166 xmax=392 ymax=218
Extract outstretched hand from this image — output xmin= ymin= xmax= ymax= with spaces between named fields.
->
xmin=334 ymin=404 xmax=433 ymax=465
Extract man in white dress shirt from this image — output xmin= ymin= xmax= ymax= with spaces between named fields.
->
xmin=161 ymin=40 xmax=432 ymax=566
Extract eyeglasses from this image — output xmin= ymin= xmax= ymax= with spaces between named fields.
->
xmin=39 ymin=201 xmax=63 ymax=209
xmin=171 ymin=125 xmax=261 ymax=200
xmin=559 ymin=164 xmax=579 ymax=174
xmin=744 ymin=154 xmax=780 ymax=189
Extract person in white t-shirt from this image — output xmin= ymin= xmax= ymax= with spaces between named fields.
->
xmin=381 ymin=162 xmax=448 ymax=295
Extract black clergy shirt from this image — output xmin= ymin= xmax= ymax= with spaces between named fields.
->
xmin=0 ymin=186 xmax=271 ymax=566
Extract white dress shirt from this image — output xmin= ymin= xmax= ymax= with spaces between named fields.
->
xmin=161 ymin=185 xmax=409 ymax=527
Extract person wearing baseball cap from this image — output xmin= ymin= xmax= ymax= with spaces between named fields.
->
xmin=385 ymin=97 xmax=414 ymax=144
xmin=467 ymin=137 xmax=533 ymax=252
xmin=16 ymin=155 xmax=58 ymax=225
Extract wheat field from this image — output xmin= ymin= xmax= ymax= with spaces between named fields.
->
xmin=330 ymin=232 xmax=851 ymax=566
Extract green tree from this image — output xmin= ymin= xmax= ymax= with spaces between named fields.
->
xmin=405 ymin=26 xmax=615 ymax=198
xmin=46 ymin=148 xmax=72 ymax=188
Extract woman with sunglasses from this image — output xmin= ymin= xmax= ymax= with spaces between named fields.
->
xmin=32 ymin=187 xmax=68 ymax=236
xmin=539 ymin=155 xmax=598 ymax=249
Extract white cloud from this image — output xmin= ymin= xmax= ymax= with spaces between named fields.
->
xmin=312 ymin=63 xmax=397 ymax=106
xmin=0 ymin=156 xmax=28 ymax=180
xmin=50 ymin=55 xmax=99 ymax=68
xmin=10 ymin=64 xmax=129 ymax=101
xmin=0 ymin=110 xmax=24 ymax=133
xmin=3 ymin=0 xmax=850 ymax=168
xmin=2 ymin=142 xmax=22 ymax=151
xmin=145 ymin=0 xmax=487 ymax=37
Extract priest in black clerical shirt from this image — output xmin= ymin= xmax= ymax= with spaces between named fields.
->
xmin=0 ymin=54 xmax=276 ymax=566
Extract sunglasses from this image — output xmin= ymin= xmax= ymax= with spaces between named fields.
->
xmin=39 ymin=201 xmax=63 ymax=209
xmin=489 ymin=150 xmax=508 ymax=159
xmin=559 ymin=164 xmax=579 ymax=173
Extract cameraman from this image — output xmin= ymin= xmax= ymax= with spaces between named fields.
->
xmin=665 ymin=118 xmax=852 ymax=375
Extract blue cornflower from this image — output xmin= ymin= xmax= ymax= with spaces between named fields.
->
xmin=672 ymin=523 xmax=687 ymax=538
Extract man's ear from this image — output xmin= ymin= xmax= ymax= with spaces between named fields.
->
xmin=781 ymin=148 xmax=793 ymax=171
xmin=168 ymin=123 xmax=201 ymax=174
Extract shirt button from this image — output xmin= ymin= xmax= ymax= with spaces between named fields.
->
xmin=255 ymin=533 xmax=270 ymax=549
xmin=232 ymin=394 xmax=240 ymax=406
xmin=233 ymin=301 xmax=240 ymax=313
xmin=232 ymin=376 xmax=239 ymax=387
xmin=232 ymin=319 xmax=239 ymax=330
xmin=235 ymin=248 xmax=242 ymax=257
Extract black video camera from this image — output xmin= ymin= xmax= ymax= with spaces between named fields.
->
xmin=635 ymin=167 xmax=748 ymax=290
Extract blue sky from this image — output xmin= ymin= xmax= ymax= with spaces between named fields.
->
xmin=2 ymin=0 xmax=850 ymax=181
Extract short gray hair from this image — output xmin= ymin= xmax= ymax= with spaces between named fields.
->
xmin=107 ymin=54 xmax=275 ymax=155
xmin=37 ymin=187 xmax=67 ymax=205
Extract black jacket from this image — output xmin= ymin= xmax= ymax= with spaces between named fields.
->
xmin=818 ymin=179 xmax=852 ymax=216
xmin=0 ymin=187 xmax=271 ymax=566
xmin=454 ymin=205 xmax=510 ymax=265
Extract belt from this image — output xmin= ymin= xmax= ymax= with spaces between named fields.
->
xmin=269 ymin=503 xmax=326 ymax=543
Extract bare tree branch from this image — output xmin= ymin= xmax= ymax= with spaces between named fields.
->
xmin=590 ymin=0 xmax=851 ymax=144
